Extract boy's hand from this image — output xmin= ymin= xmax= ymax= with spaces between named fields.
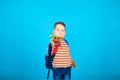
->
xmin=72 ymin=61 xmax=79 ymax=69
xmin=71 ymin=61 xmax=76 ymax=67
xmin=51 ymin=36 xmax=62 ymax=46
xmin=52 ymin=38 xmax=60 ymax=44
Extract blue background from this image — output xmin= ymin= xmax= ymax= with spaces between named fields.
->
xmin=0 ymin=0 xmax=120 ymax=80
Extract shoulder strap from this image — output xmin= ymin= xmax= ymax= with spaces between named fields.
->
xmin=64 ymin=39 xmax=69 ymax=45
xmin=48 ymin=43 xmax=52 ymax=55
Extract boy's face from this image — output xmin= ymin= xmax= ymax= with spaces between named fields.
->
xmin=53 ymin=24 xmax=66 ymax=37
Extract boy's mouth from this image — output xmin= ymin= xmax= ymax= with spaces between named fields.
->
xmin=58 ymin=34 xmax=63 ymax=36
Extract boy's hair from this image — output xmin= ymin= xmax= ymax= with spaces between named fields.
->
xmin=54 ymin=22 xmax=66 ymax=30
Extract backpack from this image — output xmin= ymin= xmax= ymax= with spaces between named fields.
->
xmin=45 ymin=43 xmax=55 ymax=69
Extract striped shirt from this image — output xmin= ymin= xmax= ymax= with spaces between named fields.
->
xmin=52 ymin=39 xmax=73 ymax=68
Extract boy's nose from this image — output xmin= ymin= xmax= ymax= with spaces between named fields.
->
xmin=59 ymin=30 xmax=62 ymax=33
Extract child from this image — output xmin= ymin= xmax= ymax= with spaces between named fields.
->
xmin=47 ymin=22 xmax=75 ymax=80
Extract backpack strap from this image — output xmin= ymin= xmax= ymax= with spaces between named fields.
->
xmin=48 ymin=43 xmax=52 ymax=55
xmin=64 ymin=39 xmax=69 ymax=45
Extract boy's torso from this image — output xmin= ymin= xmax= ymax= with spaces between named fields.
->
xmin=52 ymin=39 xmax=72 ymax=68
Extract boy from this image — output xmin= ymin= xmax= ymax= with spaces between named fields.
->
xmin=47 ymin=22 xmax=75 ymax=80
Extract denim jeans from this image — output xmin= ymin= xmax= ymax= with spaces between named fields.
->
xmin=52 ymin=66 xmax=71 ymax=80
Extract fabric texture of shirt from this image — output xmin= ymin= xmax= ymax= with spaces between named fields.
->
xmin=52 ymin=39 xmax=73 ymax=68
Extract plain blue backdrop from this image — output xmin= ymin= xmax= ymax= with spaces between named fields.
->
xmin=0 ymin=0 xmax=120 ymax=80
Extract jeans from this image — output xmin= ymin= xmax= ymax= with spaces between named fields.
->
xmin=52 ymin=66 xmax=71 ymax=80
